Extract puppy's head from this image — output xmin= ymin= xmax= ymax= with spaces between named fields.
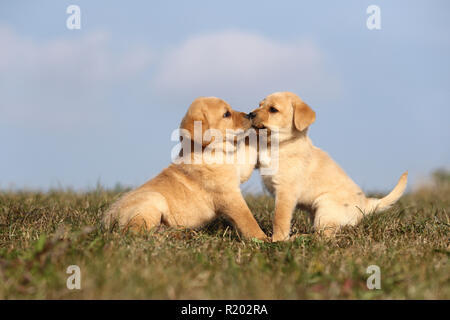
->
xmin=180 ymin=97 xmax=251 ymax=146
xmin=250 ymin=92 xmax=315 ymax=140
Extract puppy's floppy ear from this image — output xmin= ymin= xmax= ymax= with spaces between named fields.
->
xmin=179 ymin=109 xmax=210 ymax=146
xmin=293 ymin=97 xmax=316 ymax=132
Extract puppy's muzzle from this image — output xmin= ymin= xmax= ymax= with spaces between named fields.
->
xmin=245 ymin=112 xmax=256 ymax=120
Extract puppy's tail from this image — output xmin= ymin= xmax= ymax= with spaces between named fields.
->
xmin=366 ymin=171 xmax=408 ymax=213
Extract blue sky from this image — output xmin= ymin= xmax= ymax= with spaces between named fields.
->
xmin=0 ymin=0 xmax=449 ymax=192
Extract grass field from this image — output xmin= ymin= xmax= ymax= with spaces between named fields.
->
xmin=0 ymin=172 xmax=449 ymax=299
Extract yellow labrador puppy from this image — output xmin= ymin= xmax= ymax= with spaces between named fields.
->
xmin=249 ymin=91 xmax=407 ymax=240
xmin=103 ymin=97 xmax=267 ymax=240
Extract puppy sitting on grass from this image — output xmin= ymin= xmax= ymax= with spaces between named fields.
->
xmin=103 ymin=97 xmax=267 ymax=241
xmin=249 ymin=91 xmax=407 ymax=240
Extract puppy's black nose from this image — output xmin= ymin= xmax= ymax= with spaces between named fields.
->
xmin=245 ymin=112 xmax=256 ymax=119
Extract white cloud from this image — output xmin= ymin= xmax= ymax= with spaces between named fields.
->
xmin=0 ymin=25 xmax=153 ymax=130
xmin=151 ymin=30 xmax=341 ymax=107
xmin=0 ymin=27 xmax=341 ymax=131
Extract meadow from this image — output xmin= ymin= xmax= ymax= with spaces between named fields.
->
xmin=0 ymin=171 xmax=448 ymax=299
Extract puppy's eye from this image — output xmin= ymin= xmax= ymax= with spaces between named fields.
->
xmin=269 ymin=106 xmax=278 ymax=113
xmin=223 ymin=111 xmax=231 ymax=118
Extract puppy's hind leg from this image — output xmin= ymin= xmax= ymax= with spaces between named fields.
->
xmin=314 ymin=218 xmax=340 ymax=237
xmin=313 ymin=203 xmax=351 ymax=237
xmin=108 ymin=191 xmax=170 ymax=234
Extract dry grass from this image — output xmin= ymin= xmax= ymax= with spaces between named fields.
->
xmin=0 ymin=174 xmax=449 ymax=299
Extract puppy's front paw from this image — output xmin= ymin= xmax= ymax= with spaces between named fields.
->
xmin=271 ymin=233 xmax=290 ymax=242
xmin=255 ymin=234 xmax=271 ymax=242
xmin=247 ymin=230 xmax=270 ymax=242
